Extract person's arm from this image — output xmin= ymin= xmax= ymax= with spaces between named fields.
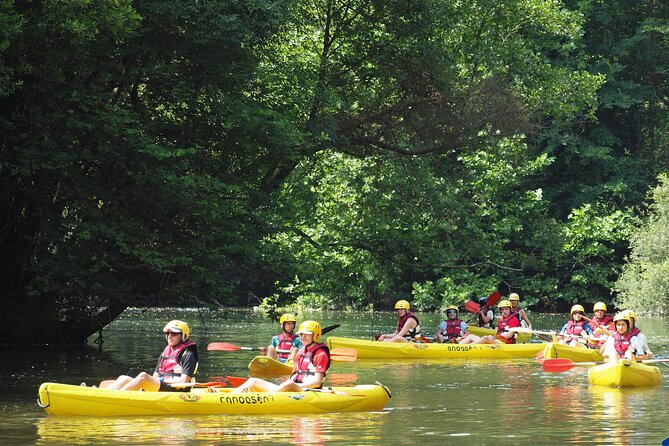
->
xmin=498 ymin=319 xmax=519 ymax=340
xmin=480 ymin=309 xmax=493 ymax=325
xmin=435 ymin=322 xmax=446 ymax=343
xmin=390 ymin=318 xmax=416 ymax=341
xmin=520 ymin=309 xmax=532 ymax=328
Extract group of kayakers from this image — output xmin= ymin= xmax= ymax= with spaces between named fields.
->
xmin=100 ymin=316 xmax=333 ymax=394
xmin=376 ymin=296 xmax=652 ymax=364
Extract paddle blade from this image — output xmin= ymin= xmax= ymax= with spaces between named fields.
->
xmin=322 ymin=324 xmax=341 ymax=335
xmin=207 ymin=342 xmax=241 ymax=351
xmin=464 ymin=300 xmax=481 ymax=313
xmin=331 ymin=348 xmax=357 ymax=362
xmin=486 ymin=291 xmax=502 ymax=306
xmin=226 ymin=376 xmax=248 ymax=387
xmin=542 ymin=358 xmax=576 ymax=373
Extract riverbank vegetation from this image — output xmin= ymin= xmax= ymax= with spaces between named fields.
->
xmin=1 ymin=1 xmax=667 ymax=342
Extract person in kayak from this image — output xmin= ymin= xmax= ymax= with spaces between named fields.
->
xmin=600 ymin=312 xmax=640 ymax=362
xmin=508 ymin=293 xmax=532 ymax=329
xmin=435 ymin=305 xmax=481 ymax=344
xmin=233 ymin=320 xmax=331 ymax=393
xmin=472 ymin=300 xmax=519 ymax=344
xmin=554 ymin=304 xmax=594 ymax=347
xmin=476 ymin=297 xmax=495 ymax=328
xmin=377 ymin=300 xmax=421 ymax=342
xmin=622 ymin=310 xmax=652 ymax=360
xmin=101 ymin=320 xmax=198 ymax=391
xmin=589 ymin=302 xmax=614 ymax=331
xmin=259 ymin=313 xmax=302 ymax=364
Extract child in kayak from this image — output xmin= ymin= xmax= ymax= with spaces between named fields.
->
xmin=259 ymin=313 xmax=302 ymax=364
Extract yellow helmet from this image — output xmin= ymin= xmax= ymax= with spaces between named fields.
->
xmin=498 ymin=300 xmax=512 ymax=309
xmin=570 ymin=304 xmax=585 ymax=315
xmin=279 ymin=313 xmax=297 ymax=325
xmin=509 ymin=293 xmax=520 ymax=301
xmin=296 ymin=320 xmax=322 ymax=342
xmin=394 ymin=300 xmax=411 ymax=310
xmin=163 ymin=320 xmax=190 ymax=340
xmin=593 ymin=302 xmax=607 ymax=312
xmin=446 ymin=305 xmax=459 ymax=316
xmin=622 ymin=309 xmax=637 ymax=321
xmin=613 ymin=312 xmax=631 ymax=327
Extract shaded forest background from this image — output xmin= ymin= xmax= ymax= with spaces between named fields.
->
xmin=1 ymin=0 xmax=668 ymax=343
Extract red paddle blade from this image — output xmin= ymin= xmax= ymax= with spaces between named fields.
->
xmin=486 ymin=291 xmax=502 ymax=306
xmin=331 ymin=348 xmax=357 ymax=361
xmin=207 ymin=342 xmax=241 ymax=351
xmin=464 ymin=300 xmax=481 ymax=313
xmin=542 ymin=358 xmax=576 ymax=372
xmin=226 ymin=376 xmax=248 ymax=387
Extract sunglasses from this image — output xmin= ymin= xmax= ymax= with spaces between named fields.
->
xmin=166 ymin=331 xmax=181 ymax=336
xmin=446 ymin=310 xmax=457 ymax=314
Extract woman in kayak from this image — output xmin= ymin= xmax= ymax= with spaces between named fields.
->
xmin=435 ymin=305 xmax=481 ymax=344
xmin=472 ymin=300 xmax=519 ymax=344
xmin=554 ymin=304 xmax=594 ymax=347
xmin=259 ymin=313 xmax=302 ymax=364
xmin=508 ymin=293 xmax=532 ymax=329
xmin=377 ymin=300 xmax=421 ymax=342
xmin=233 ymin=320 xmax=331 ymax=393
xmin=600 ymin=312 xmax=640 ymax=361
xmin=102 ymin=320 xmax=199 ymax=391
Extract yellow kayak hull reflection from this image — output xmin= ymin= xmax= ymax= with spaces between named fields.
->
xmin=588 ymin=360 xmax=662 ymax=388
xmin=326 ymin=336 xmax=543 ymax=359
xmin=542 ymin=342 xmax=604 ymax=363
xmin=37 ymin=382 xmax=391 ymax=416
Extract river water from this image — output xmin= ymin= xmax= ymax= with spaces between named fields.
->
xmin=2 ymin=308 xmax=669 ymax=445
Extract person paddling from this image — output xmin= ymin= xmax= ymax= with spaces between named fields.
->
xmin=377 ymin=300 xmax=421 ymax=342
xmin=472 ymin=300 xmax=519 ymax=344
xmin=589 ymin=302 xmax=614 ymax=334
xmin=102 ymin=320 xmax=198 ymax=391
xmin=476 ymin=297 xmax=495 ymax=328
xmin=233 ymin=320 xmax=331 ymax=393
xmin=554 ymin=305 xmax=594 ymax=347
xmin=508 ymin=293 xmax=532 ymax=329
xmin=600 ymin=313 xmax=640 ymax=362
xmin=260 ymin=313 xmax=302 ymax=364
xmin=435 ymin=305 xmax=481 ymax=344
xmin=622 ymin=310 xmax=652 ymax=360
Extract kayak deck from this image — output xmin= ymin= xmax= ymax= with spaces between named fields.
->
xmin=326 ymin=336 xmax=543 ymax=359
xmin=37 ymin=382 xmax=391 ymax=416
xmin=542 ymin=342 xmax=604 ymax=363
xmin=588 ymin=360 xmax=661 ymax=388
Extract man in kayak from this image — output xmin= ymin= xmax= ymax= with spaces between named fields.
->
xmin=472 ymin=300 xmax=520 ymax=344
xmin=589 ymin=302 xmax=614 ymax=331
xmin=377 ymin=300 xmax=421 ymax=342
xmin=508 ymin=293 xmax=532 ymax=329
xmin=435 ymin=305 xmax=481 ymax=344
xmin=101 ymin=320 xmax=199 ymax=391
xmin=259 ymin=313 xmax=302 ymax=364
xmin=233 ymin=320 xmax=331 ymax=393
xmin=600 ymin=312 xmax=640 ymax=361
xmin=554 ymin=304 xmax=594 ymax=347
xmin=622 ymin=310 xmax=652 ymax=360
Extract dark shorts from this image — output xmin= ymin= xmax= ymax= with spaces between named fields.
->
xmin=159 ymin=381 xmax=179 ymax=392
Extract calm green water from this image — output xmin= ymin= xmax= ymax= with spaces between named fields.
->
xmin=2 ymin=308 xmax=669 ymax=445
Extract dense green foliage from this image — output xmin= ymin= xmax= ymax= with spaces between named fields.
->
xmin=615 ymin=175 xmax=669 ymax=314
xmin=1 ymin=0 xmax=668 ymax=342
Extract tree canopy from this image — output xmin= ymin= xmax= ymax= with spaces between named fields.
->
xmin=1 ymin=0 xmax=668 ymax=343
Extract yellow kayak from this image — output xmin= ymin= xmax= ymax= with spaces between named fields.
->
xmin=468 ymin=326 xmax=532 ymax=343
xmin=588 ymin=360 xmax=661 ymax=388
xmin=541 ymin=342 xmax=604 ymax=363
xmin=326 ymin=336 xmax=543 ymax=359
xmin=248 ymin=355 xmax=293 ymax=377
xmin=37 ymin=382 xmax=391 ymax=416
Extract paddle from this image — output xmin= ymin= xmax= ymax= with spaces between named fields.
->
xmin=209 ymin=343 xmax=357 ymax=361
xmin=207 ymin=324 xmax=342 ymax=352
xmin=464 ymin=290 xmax=502 ymax=314
xmin=509 ymin=327 xmax=556 ymax=337
xmin=542 ymin=357 xmax=669 ymax=373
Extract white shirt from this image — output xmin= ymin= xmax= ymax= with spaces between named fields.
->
xmin=601 ymin=334 xmax=639 ymax=360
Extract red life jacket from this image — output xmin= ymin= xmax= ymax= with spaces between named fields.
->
xmin=396 ymin=311 xmax=421 ymax=339
xmin=158 ymin=339 xmax=196 ymax=377
xmin=276 ymin=332 xmax=298 ymax=361
xmin=592 ymin=314 xmax=613 ymax=326
xmin=564 ymin=320 xmax=589 ymax=337
xmin=443 ymin=319 xmax=463 ymax=341
xmin=630 ymin=327 xmax=641 ymax=337
xmin=613 ymin=331 xmax=634 ymax=356
xmin=496 ymin=315 xmax=518 ymax=344
xmin=292 ymin=342 xmax=330 ymax=384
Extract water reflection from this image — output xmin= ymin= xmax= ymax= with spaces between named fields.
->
xmin=36 ymin=412 xmax=387 ymax=445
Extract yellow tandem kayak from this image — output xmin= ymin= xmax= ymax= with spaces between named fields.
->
xmin=588 ymin=360 xmax=662 ymax=388
xmin=541 ymin=342 xmax=604 ymax=363
xmin=326 ymin=336 xmax=543 ymax=359
xmin=37 ymin=382 xmax=391 ymax=416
